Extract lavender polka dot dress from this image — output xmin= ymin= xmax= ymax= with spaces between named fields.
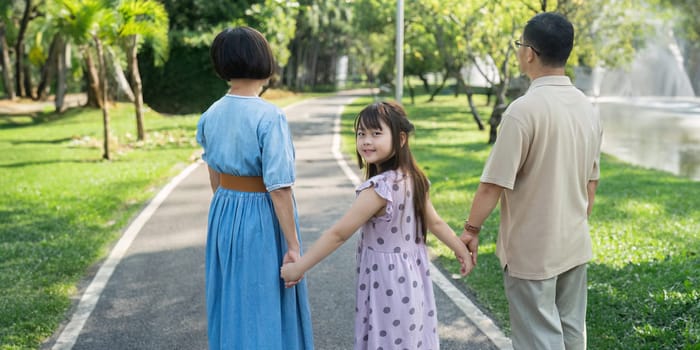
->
xmin=354 ymin=170 xmax=438 ymax=350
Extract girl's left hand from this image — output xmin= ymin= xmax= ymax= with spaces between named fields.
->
xmin=456 ymin=253 xmax=475 ymax=276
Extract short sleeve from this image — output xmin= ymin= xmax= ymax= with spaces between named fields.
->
xmin=356 ymin=174 xmax=393 ymax=221
xmin=195 ymin=114 xmax=208 ymax=163
xmin=260 ymin=111 xmax=296 ymax=191
xmin=480 ymin=115 xmax=530 ymax=190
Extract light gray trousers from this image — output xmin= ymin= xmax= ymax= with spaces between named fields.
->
xmin=504 ymin=264 xmax=588 ymax=350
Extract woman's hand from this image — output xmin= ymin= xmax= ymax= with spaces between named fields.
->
xmin=280 ymin=263 xmax=303 ymax=288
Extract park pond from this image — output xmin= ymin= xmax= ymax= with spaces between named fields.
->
xmin=594 ymin=97 xmax=700 ymax=181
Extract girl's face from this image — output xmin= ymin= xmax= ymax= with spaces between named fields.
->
xmin=356 ymin=118 xmax=394 ymax=166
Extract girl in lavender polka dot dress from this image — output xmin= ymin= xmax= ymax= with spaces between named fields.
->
xmin=281 ymin=101 xmax=473 ymax=349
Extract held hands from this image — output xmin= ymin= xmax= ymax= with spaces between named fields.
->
xmin=460 ymin=230 xmax=479 ymax=266
xmin=454 ymin=247 xmax=475 ymax=277
xmin=280 ymin=250 xmax=304 ymax=288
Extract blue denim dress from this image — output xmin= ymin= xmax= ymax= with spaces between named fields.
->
xmin=197 ymin=94 xmax=314 ymax=350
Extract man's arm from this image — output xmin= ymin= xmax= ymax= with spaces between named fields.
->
xmin=461 ymin=182 xmax=505 ymax=264
xmin=587 ymin=180 xmax=599 ymax=218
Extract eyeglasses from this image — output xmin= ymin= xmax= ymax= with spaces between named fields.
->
xmin=513 ymin=40 xmax=540 ymax=56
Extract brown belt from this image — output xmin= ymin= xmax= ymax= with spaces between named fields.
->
xmin=219 ymin=174 xmax=266 ymax=192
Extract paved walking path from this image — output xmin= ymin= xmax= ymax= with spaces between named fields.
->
xmin=44 ymin=91 xmax=511 ymax=349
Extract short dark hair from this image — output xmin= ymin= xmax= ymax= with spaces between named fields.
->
xmin=523 ymin=12 xmax=574 ymax=67
xmin=210 ymin=26 xmax=275 ymax=81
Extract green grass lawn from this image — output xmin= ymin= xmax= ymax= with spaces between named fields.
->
xmin=0 ymin=93 xmax=311 ymax=350
xmin=341 ymin=94 xmax=699 ymax=350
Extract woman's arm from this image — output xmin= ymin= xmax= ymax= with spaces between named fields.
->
xmin=424 ymin=196 xmax=473 ymax=276
xmin=280 ymin=187 xmax=386 ymax=285
xmin=270 ymin=187 xmax=301 ymax=253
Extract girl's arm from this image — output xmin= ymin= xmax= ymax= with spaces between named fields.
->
xmin=206 ymin=166 xmax=220 ymax=193
xmin=424 ymin=195 xmax=474 ymax=276
xmin=280 ymin=186 xmax=386 ymax=285
xmin=270 ymin=187 xmax=301 ymax=254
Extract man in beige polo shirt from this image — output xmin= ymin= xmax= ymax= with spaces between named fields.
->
xmin=460 ymin=12 xmax=602 ymax=350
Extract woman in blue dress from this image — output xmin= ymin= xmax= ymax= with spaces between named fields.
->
xmin=196 ymin=26 xmax=314 ymax=350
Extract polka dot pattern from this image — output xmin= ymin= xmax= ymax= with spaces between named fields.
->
xmin=353 ymin=170 xmax=439 ymax=349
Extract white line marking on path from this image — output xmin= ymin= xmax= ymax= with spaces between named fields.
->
xmin=52 ymin=161 xmax=201 ymax=350
xmin=330 ymin=103 xmax=513 ymax=350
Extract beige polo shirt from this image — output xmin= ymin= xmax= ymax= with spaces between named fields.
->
xmin=481 ymin=75 xmax=602 ymax=280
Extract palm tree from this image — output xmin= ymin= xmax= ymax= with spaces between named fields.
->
xmin=117 ymin=0 xmax=169 ymax=141
xmin=56 ymin=0 xmax=116 ymax=159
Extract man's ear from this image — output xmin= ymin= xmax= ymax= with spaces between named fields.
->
xmin=527 ymin=48 xmax=537 ymax=63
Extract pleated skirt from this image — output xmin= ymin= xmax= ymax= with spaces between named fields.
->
xmin=205 ymin=188 xmax=314 ymax=349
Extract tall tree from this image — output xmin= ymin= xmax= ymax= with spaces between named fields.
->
xmin=117 ymin=0 xmax=169 ymax=141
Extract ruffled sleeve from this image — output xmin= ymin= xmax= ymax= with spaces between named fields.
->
xmin=355 ymin=172 xmax=394 ymax=221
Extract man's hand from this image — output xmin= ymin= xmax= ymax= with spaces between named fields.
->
xmin=460 ymin=231 xmax=479 ymax=266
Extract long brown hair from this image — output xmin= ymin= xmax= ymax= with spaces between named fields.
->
xmin=354 ymin=101 xmax=430 ymax=241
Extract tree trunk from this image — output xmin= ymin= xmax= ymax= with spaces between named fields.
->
xmin=95 ymin=37 xmax=111 ymax=160
xmin=55 ymin=39 xmax=68 ymax=112
xmin=0 ymin=24 xmax=15 ymax=100
xmin=84 ymin=48 xmax=103 ymax=108
xmin=487 ymin=45 xmax=515 ymax=143
xmin=23 ymin=63 xmax=33 ymax=99
xmin=126 ymin=36 xmax=145 ymax=140
xmin=107 ymin=47 xmax=134 ymax=102
xmin=418 ymin=73 xmax=430 ymax=93
xmin=488 ymin=103 xmax=507 ymax=144
xmin=293 ymin=41 xmax=304 ymax=90
xmin=15 ymin=0 xmax=33 ymax=98
xmin=406 ymin=75 xmax=415 ymax=105
xmin=687 ymin=44 xmax=700 ymax=96
xmin=37 ymin=34 xmax=60 ymax=101
xmin=309 ymin=41 xmax=320 ymax=89
xmin=427 ymin=72 xmax=448 ymax=102
xmin=457 ymin=75 xmax=485 ymax=130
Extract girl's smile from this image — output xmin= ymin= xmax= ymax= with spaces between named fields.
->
xmin=356 ymin=120 xmax=393 ymax=165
